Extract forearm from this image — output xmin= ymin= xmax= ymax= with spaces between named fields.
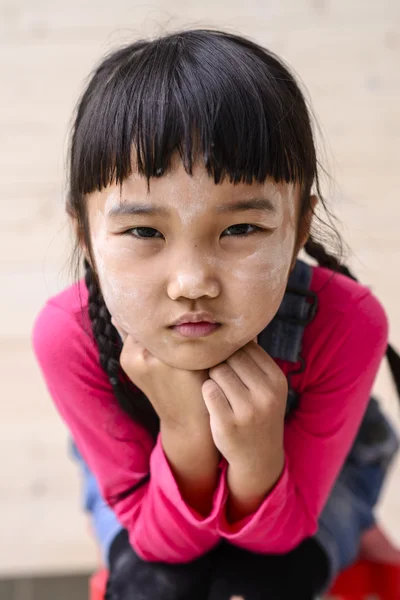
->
xmin=160 ymin=421 xmax=221 ymax=516
xmin=226 ymin=449 xmax=285 ymax=523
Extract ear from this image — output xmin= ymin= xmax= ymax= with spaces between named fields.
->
xmin=70 ymin=216 xmax=85 ymax=250
xmin=70 ymin=216 xmax=96 ymax=273
xmin=290 ymin=194 xmax=318 ymax=271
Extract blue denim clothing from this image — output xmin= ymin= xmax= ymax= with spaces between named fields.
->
xmin=70 ymin=442 xmax=123 ymax=566
xmin=71 ymin=259 xmax=399 ymax=588
xmin=314 ymin=396 xmax=399 ymax=592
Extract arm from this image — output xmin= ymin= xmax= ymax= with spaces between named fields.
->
xmin=215 ymin=290 xmax=389 ymax=552
xmin=161 ymin=422 xmax=221 ymax=517
xmin=32 ymin=300 xmax=222 ymax=563
xmin=225 ymin=450 xmax=284 ymax=523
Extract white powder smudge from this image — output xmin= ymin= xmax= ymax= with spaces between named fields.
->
xmin=230 ymin=314 xmax=244 ymax=328
xmin=170 ymin=272 xmax=219 ymax=300
xmin=173 ymin=168 xmax=209 ymax=226
xmin=228 ymin=227 xmax=294 ymax=292
xmin=91 ymin=204 xmax=153 ymax=335
xmin=104 ymin=191 xmax=121 ymax=215
xmin=286 ymin=184 xmax=297 ymax=225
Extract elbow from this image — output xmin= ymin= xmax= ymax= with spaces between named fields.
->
xmin=283 ymin=514 xmax=318 ymax=553
xmin=266 ymin=504 xmax=317 ymax=554
xmin=127 ymin=516 xmax=220 ymax=564
xmin=131 ymin=532 xmax=218 ymax=564
xmin=286 ymin=488 xmax=319 ymax=551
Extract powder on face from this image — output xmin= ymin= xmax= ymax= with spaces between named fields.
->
xmin=87 ymin=160 xmax=302 ymax=370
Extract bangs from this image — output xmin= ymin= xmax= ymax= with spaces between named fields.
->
xmin=70 ymin=31 xmax=316 ymax=196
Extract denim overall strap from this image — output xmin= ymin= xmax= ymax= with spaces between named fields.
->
xmin=257 ymin=259 xmax=318 ymax=416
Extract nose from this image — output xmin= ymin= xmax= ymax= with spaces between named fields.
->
xmin=166 ymin=251 xmax=221 ymax=301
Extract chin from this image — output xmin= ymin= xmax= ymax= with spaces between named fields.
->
xmin=161 ymin=348 xmax=228 ymax=371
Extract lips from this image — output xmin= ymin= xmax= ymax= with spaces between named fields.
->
xmin=171 ymin=322 xmax=221 ymax=338
xmin=171 ymin=312 xmax=218 ymax=327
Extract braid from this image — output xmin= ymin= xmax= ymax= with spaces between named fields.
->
xmin=84 ymin=259 xmax=121 ymax=383
xmin=304 ymin=236 xmax=400 ymax=403
xmin=304 ymin=236 xmax=357 ymax=281
xmin=84 ymin=259 xmax=160 ymax=440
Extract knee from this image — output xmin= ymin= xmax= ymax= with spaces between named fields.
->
xmin=106 ymin=549 xmax=183 ymax=600
xmin=106 ymin=532 xmax=211 ymax=600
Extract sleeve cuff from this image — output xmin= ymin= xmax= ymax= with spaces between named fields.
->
xmin=217 ymin=458 xmax=290 ymax=539
xmin=150 ymin=435 xmax=229 ymax=528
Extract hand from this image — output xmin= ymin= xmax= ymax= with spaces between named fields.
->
xmin=112 ymin=318 xmax=211 ymax=431
xmin=201 ymin=339 xmax=287 ymax=477
xmin=112 ymin=318 xmax=220 ymax=515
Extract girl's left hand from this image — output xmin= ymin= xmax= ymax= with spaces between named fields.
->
xmin=202 ymin=340 xmax=288 ymax=477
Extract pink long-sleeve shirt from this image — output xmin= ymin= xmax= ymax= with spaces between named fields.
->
xmin=32 ymin=265 xmax=388 ymax=563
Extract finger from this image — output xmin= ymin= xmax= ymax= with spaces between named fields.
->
xmin=202 ymin=379 xmax=233 ymax=418
xmin=209 ymin=361 xmax=248 ymax=396
xmin=225 ymin=349 xmax=267 ymax=391
xmin=208 ymin=362 xmax=250 ymax=416
xmin=241 ymin=339 xmax=277 ymax=378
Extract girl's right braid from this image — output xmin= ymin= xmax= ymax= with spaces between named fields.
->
xmin=84 ymin=259 xmax=122 ymax=384
xmin=84 ymin=259 xmax=160 ymax=439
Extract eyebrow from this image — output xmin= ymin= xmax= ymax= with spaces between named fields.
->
xmin=107 ymin=197 xmax=276 ymax=219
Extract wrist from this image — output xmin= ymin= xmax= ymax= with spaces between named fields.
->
xmin=161 ymin=425 xmax=220 ymax=466
xmin=161 ymin=417 xmax=217 ymax=449
xmin=160 ymin=411 xmax=210 ymax=436
xmin=226 ymin=452 xmax=285 ymax=522
xmin=160 ymin=422 xmax=221 ymax=516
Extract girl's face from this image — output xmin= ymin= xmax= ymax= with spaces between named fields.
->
xmin=86 ymin=157 xmax=308 ymax=370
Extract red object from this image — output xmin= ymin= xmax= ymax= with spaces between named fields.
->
xmin=89 ymin=560 xmax=400 ymax=600
xmin=89 ymin=569 xmax=108 ymax=600
xmin=328 ymin=559 xmax=400 ymax=599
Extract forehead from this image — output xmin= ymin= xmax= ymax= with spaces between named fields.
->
xmin=87 ymin=158 xmax=301 ymax=224
xmin=124 ymin=159 xmax=294 ymax=196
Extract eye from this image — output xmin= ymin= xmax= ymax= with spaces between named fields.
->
xmin=125 ymin=227 xmax=163 ymax=239
xmin=222 ymin=224 xmax=262 ymax=237
xmin=123 ymin=224 xmax=266 ymax=240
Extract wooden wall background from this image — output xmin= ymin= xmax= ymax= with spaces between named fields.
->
xmin=1 ymin=0 xmax=399 ymax=577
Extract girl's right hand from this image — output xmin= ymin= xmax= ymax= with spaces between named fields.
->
xmin=113 ymin=319 xmax=221 ymax=516
xmin=113 ymin=319 xmax=211 ymax=431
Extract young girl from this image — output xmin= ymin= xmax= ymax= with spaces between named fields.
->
xmin=32 ymin=29 xmax=400 ymax=599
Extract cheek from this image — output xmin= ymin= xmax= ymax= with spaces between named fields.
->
xmin=94 ymin=244 xmax=158 ymax=335
xmin=226 ymin=226 xmax=295 ymax=338
xmin=233 ymin=226 xmax=295 ymax=299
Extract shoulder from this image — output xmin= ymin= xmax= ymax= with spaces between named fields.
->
xmin=32 ymin=281 xmax=153 ymax=483
xmin=298 ymin=264 xmax=389 ymax=387
xmin=32 ymin=278 xmax=90 ymax=349
xmin=31 ymin=279 xmax=104 ymax=384
xmin=309 ymin=265 xmax=388 ymax=333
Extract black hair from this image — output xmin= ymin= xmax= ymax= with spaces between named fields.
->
xmin=67 ymin=29 xmax=399 ymax=445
